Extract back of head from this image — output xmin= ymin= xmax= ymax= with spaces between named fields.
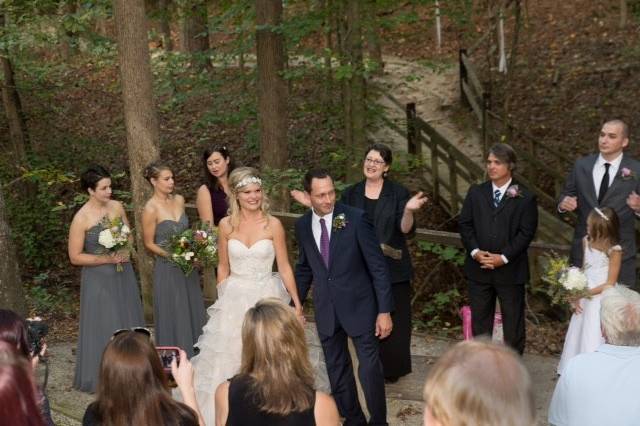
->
xmin=587 ymin=207 xmax=620 ymax=247
xmin=0 ymin=309 xmax=30 ymax=360
xmin=0 ymin=341 xmax=45 ymax=426
xmin=240 ymin=298 xmax=315 ymax=415
xmin=423 ymin=340 xmax=535 ymax=426
xmin=96 ymin=332 xmax=196 ymax=426
xmin=601 ymin=286 xmax=640 ymax=346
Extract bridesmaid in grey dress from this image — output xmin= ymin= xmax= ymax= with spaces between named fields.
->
xmin=69 ymin=165 xmax=144 ymax=393
xmin=142 ymin=162 xmax=206 ymax=358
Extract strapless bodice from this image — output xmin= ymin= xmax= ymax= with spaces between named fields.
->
xmin=83 ymin=224 xmax=105 ymax=254
xmin=228 ymin=239 xmax=275 ymax=279
xmin=154 ymin=213 xmax=189 ymax=246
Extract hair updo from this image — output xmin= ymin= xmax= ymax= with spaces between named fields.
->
xmin=143 ymin=161 xmax=172 ymax=184
xmin=80 ymin=165 xmax=111 ymax=191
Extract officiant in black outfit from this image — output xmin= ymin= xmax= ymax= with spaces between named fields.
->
xmin=459 ymin=144 xmax=538 ymax=354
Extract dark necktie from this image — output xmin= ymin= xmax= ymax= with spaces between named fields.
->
xmin=493 ymin=189 xmax=501 ymax=207
xmin=319 ymin=218 xmax=330 ymax=268
xmin=598 ymin=163 xmax=611 ymax=205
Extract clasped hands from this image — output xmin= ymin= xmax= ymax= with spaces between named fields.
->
xmin=473 ymin=250 xmax=505 ymax=269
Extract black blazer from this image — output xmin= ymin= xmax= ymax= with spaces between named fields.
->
xmin=458 ymin=180 xmax=538 ymax=285
xmin=341 ymin=179 xmax=415 ymax=284
xmin=294 ymin=203 xmax=394 ymax=336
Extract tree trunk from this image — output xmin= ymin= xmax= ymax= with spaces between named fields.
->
xmin=342 ymin=0 xmax=367 ymax=182
xmin=158 ymin=0 xmax=173 ymax=51
xmin=364 ymin=0 xmax=383 ymax=75
xmin=256 ymin=0 xmax=289 ymax=210
xmin=0 ymin=15 xmax=29 ymax=167
xmin=113 ymin=0 xmax=161 ymax=322
xmin=620 ymin=0 xmax=628 ymax=28
xmin=60 ymin=0 xmax=79 ymax=60
xmin=0 ymin=186 xmax=26 ymax=315
xmin=180 ymin=0 xmax=210 ymax=69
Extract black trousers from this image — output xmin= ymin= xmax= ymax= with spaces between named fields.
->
xmin=319 ymin=322 xmax=387 ymax=426
xmin=379 ymin=281 xmax=412 ymax=378
xmin=467 ymin=280 xmax=526 ymax=354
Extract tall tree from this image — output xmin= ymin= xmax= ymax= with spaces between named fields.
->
xmin=158 ymin=0 xmax=174 ymax=50
xmin=364 ymin=0 xmax=383 ymax=75
xmin=0 ymin=13 xmax=29 ymax=167
xmin=113 ymin=0 xmax=161 ymax=321
xmin=337 ymin=0 xmax=367 ymax=181
xmin=180 ymin=0 xmax=210 ymax=68
xmin=256 ymin=0 xmax=289 ymax=209
xmin=0 ymin=185 xmax=26 ymax=315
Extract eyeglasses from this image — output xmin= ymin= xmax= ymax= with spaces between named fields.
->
xmin=111 ymin=327 xmax=151 ymax=340
xmin=365 ymin=157 xmax=386 ymax=166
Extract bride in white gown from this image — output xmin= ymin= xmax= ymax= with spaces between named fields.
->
xmin=191 ymin=167 xmax=328 ymax=425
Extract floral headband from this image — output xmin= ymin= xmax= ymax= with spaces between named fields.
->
xmin=594 ymin=207 xmax=609 ymax=221
xmin=235 ymin=176 xmax=262 ymax=189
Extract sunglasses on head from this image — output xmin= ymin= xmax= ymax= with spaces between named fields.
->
xmin=111 ymin=327 xmax=151 ymax=339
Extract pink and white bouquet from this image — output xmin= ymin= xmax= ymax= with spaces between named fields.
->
xmin=98 ymin=216 xmax=134 ymax=271
xmin=165 ymin=224 xmax=218 ymax=275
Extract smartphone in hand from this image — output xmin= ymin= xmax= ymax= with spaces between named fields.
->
xmin=156 ymin=346 xmax=180 ymax=385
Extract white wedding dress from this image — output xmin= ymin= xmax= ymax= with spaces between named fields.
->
xmin=190 ymin=238 xmax=329 ymax=426
xmin=557 ymin=241 xmax=620 ymax=374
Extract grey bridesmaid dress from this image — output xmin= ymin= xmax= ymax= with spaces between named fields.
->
xmin=73 ymin=223 xmax=145 ymax=393
xmin=153 ymin=213 xmax=206 ymax=357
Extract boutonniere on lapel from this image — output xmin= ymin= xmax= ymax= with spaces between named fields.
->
xmin=332 ymin=213 xmax=348 ymax=231
xmin=505 ymin=184 xmax=523 ymax=199
xmin=619 ymin=167 xmax=637 ymax=181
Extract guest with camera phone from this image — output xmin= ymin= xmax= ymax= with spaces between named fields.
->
xmin=157 ymin=346 xmax=181 ymax=384
xmin=0 ymin=309 xmax=54 ymax=426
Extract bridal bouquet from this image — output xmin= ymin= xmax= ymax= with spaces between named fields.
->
xmin=542 ymin=254 xmax=591 ymax=306
xmin=165 ymin=224 xmax=218 ymax=275
xmin=98 ymin=216 xmax=134 ymax=272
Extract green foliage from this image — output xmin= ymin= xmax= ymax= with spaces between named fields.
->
xmin=417 ymin=241 xmax=466 ymax=266
xmin=414 ymin=288 xmax=463 ymax=332
xmin=26 ymin=273 xmax=74 ymax=317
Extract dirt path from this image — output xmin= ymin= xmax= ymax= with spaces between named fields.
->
xmin=370 ymin=56 xmax=484 ymax=165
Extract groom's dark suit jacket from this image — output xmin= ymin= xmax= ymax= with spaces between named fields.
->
xmin=295 ymin=203 xmax=394 ymax=337
xmin=459 ymin=180 xmax=538 ymax=284
xmin=559 ymin=153 xmax=640 ymax=286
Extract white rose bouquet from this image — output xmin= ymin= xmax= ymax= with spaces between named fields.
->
xmin=542 ymin=254 xmax=591 ymax=306
xmin=164 ymin=223 xmax=218 ymax=276
xmin=97 ymin=216 xmax=134 ymax=272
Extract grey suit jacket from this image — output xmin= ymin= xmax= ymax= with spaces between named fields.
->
xmin=559 ymin=153 xmax=640 ymax=286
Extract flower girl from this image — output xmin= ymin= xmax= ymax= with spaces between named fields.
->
xmin=557 ymin=207 xmax=621 ymax=374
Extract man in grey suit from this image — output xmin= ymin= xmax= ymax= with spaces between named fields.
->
xmin=559 ymin=119 xmax=640 ymax=287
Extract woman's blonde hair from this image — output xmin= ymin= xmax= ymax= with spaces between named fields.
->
xmin=423 ymin=340 xmax=535 ymax=426
xmin=240 ymin=298 xmax=315 ymax=415
xmin=227 ymin=167 xmax=270 ymax=230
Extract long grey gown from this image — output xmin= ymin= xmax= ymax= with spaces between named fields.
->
xmin=153 ymin=213 xmax=206 ymax=357
xmin=73 ymin=223 xmax=145 ymax=393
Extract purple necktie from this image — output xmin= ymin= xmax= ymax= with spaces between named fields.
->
xmin=319 ymin=218 xmax=330 ymax=268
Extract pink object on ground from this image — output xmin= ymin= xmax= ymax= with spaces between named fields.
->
xmin=460 ymin=305 xmax=473 ymax=340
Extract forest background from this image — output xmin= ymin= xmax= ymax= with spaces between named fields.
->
xmin=0 ymin=0 xmax=639 ymax=355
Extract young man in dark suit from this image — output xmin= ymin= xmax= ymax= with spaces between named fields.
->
xmin=558 ymin=119 xmax=640 ymax=287
xmin=295 ymin=169 xmax=394 ymax=426
xmin=459 ymin=144 xmax=538 ymax=354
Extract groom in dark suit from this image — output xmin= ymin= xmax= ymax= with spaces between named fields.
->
xmin=295 ymin=168 xmax=394 ymax=426
xmin=459 ymin=144 xmax=538 ymax=354
xmin=559 ymin=119 xmax=640 ymax=287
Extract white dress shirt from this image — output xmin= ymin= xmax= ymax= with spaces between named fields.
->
xmin=470 ymin=179 xmax=512 ymax=263
xmin=593 ymin=153 xmax=623 ymax=198
xmin=311 ymin=209 xmax=333 ymax=251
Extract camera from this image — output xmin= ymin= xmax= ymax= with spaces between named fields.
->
xmin=26 ymin=317 xmax=48 ymax=357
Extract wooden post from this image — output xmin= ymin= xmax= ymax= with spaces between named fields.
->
xmin=459 ymin=49 xmax=468 ymax=107
xmin=482 ymin=91 xmax=490 ymax=157
xmin=431 ymin=141 xmax=440 ymax=206
xmin=406 ymin=102 xmax=418 ymax=155
xmin=447 ymin=146 xmax=458 ymax=212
